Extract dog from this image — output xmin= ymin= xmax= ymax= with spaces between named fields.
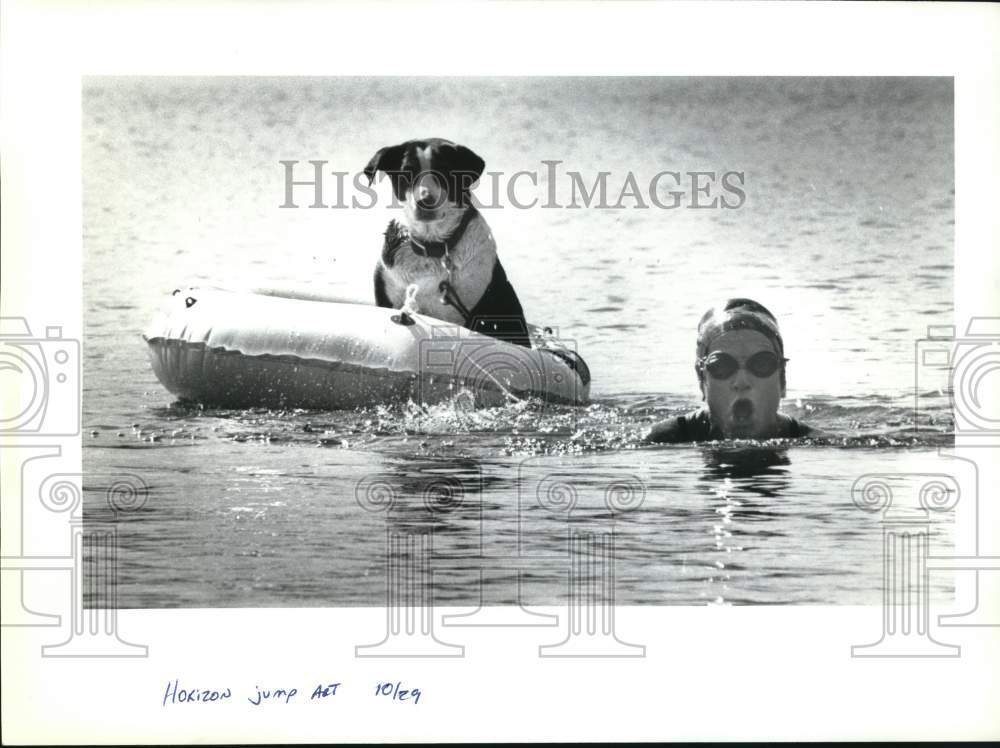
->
xmin=365 ymin=138 xmax=531 ymax=348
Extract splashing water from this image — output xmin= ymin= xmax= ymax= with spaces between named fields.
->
xmin=117 ymin=387 xmax=955 ymax=461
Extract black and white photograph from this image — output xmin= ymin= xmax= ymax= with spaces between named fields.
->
xmin=84 ymin=75 xmax=956 ymax=608
xmin=2 ymin=1 xmax=999 ymax=744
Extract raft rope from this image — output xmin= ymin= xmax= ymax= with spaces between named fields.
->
xmin=403 ymin=232 xmax=527 ymax=405
xmin=438 ymin=247 xmax=473 ymax=324
xmin=398 ymin=283 xmax=421 ymax=323
xmin=440 ymin=252 xmax=521 ymax=404
xmin=398 ymin=262 xmax=472 ymax=330
xmin=396 ymin=253 xmax=520 ymax=405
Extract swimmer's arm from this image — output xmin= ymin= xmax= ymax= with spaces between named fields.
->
xmin=644 ymin=417 xmax=685 ymax=444
xmin=779 ymin=414 xmax=820 ymax=438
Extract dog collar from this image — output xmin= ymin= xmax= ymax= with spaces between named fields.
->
xmin=408 ymin=207 xmax=478 ymax=258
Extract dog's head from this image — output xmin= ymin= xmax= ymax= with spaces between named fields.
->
xmin=364 ymin=138 xmax=485 ymax=240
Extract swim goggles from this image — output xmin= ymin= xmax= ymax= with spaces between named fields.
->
xmin=698 ymin=350 xmax=786 ymax=380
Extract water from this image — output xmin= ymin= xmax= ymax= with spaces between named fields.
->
xmin=82 ymin=77 xmax=955 ymax=607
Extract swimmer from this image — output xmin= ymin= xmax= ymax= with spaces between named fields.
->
xmin=646 ymin=298 xmax=812 ymax=443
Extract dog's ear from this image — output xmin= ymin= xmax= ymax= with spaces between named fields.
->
xmin=363 ymin=144 xmax=407 ymax=185
xmin=451 ymin=144 xmax=485 ymax=181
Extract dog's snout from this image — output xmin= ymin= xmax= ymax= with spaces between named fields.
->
xmin=415 ymin=180 xmax=445 ymax=211
xmin=413 ymin=173 xmax=449 ymax=210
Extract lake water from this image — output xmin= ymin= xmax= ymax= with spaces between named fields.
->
xmin=82 ymin=77 xmax=955 ymax=607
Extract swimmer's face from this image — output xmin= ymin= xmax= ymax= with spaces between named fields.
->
xmin=698 ymin=329 xmax=785 ymax=439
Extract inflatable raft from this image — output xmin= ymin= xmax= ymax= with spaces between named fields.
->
xmin=143 ymin=288 xmax=590 ymax=410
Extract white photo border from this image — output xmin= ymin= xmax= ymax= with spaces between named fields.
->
xmin=2 ymin=1 xmax=998 ymax=743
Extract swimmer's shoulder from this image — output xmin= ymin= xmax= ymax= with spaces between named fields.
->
xmin=645 ymin=408 xmax=714 ymax=444
xmin=777 ymin=413 xmax=813 ymax=438
xmin=647 ymin=410 xmax=815 ymax=443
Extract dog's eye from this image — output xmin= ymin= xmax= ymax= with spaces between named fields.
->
xmin=387 ymin=171 xmax=412 ymax=190
xmin=399 ymin=158 xmax=419 ymax=177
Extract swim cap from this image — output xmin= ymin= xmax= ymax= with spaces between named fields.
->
xmin=696 ymin=298 xmax=784 ymax=360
